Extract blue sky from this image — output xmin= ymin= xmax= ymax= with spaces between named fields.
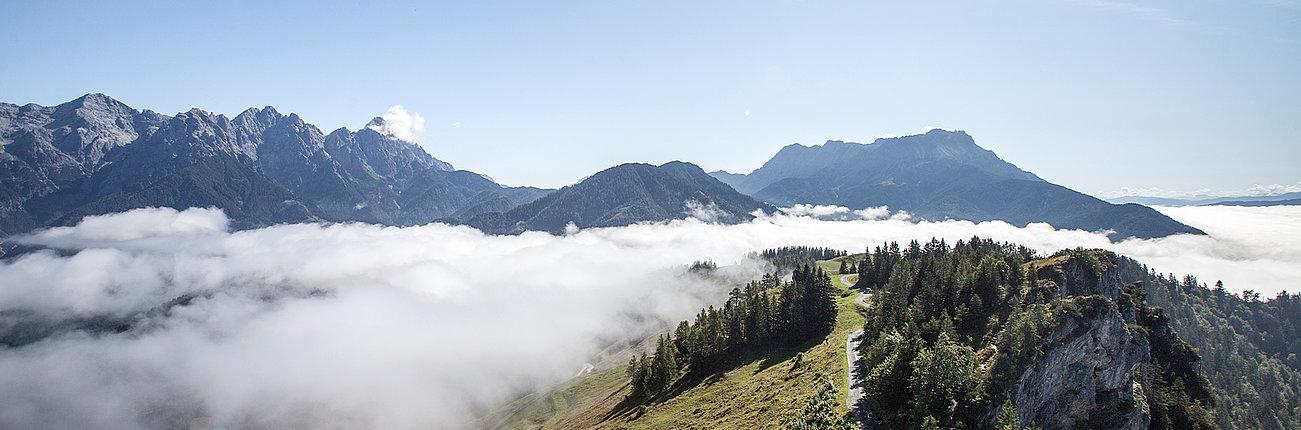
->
xmin=2 ymin=1 xmax=1298 ymax=195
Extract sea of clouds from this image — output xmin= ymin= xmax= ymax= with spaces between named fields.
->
xmin=0 ymin=204 xmax=1296 ymax=429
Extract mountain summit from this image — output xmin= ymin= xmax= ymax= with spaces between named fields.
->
xmin=468 ymin=161 xmax=771 ymax=234
xmin=712 ymin=129 xmax=1202 ymax=239
xmin=0 ymin=94 xmax=549 ymax=235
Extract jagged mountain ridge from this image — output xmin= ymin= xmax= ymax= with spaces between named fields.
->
xmin=467 ymin=161 xmax=772 ymax=234
xmin=0 ymin=94 xmax=550 ymax=234
xmin=711 ymin=129 xmax=1202 ymax=240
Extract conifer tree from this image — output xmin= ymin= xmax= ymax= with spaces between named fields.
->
xmin=647 ymin=335 xmax=677 ymax=395
xmin=996 ymin=399 xmax=1020 ymax=430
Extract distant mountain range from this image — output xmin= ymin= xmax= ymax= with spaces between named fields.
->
xmin=467 ymin=161 xmax=771 ymax=234
xmin=1 ymin=95 xmax=1209 ymax=240
xmin=0 ymin=94 xmax=549 ymax=235
xmin=1107 ymin=192 xmax=1301 ymax=207
xmin=1210 ymin=198 xmax=1301 ymax=207
xmin=710 ymin=129 xmax=1202 ymax=239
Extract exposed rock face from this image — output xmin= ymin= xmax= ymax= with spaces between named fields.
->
xmin=1009 ymin=251 xmax=1151 ymax=429
xmin=1009 ymin=299 xmax=1150 ymax=430
xmin=0 ymin=94 xmax=551 ymax=234
xmin=1038 ymin=252 xmax=1126 ymax=302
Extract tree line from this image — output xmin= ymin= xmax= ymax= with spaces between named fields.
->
xmin=751 ymin=246 xmax=847 ymax=274
xmin=627 ymin=263 xmax=839 ymax=400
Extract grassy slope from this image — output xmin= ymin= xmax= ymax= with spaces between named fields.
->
xmin=500 ymin=258 xmax=866 ymax=429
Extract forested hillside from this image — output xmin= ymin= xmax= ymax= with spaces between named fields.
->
xmin=1115 ymin=259 xmax=1301 ymax=430
xmin=490 ymin=240 xmax=1297 ymax=430
xmin=626 ymin=264 xmax=840 ymax=400
xmin=489 ymin=251 xmax=865 ymax=429
xmin=853 ymin=241 xmax=1214 ymax=429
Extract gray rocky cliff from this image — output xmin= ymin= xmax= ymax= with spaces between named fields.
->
xmin=1005 ymin=252 xmax=1152 ymax=430
xmin=1007 ymin=298 xmax=1150 ymax=430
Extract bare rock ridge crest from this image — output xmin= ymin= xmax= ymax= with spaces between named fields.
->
xmin=0 ymin=93 xmax=550 ymax=234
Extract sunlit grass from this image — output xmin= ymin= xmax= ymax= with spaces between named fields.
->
xmin=501 ymin=259 xmax=868 ymax=429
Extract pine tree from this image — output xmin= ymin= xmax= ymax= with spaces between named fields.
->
xmin=628 ymin=353 xmax=651 ymax=398
xmin=647 ymin=334 xmax=677 ymax=395
xmin=996 ymin=399 xmax=1020 ymax=430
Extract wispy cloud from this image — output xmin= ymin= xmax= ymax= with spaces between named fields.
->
xmin=366 ymin=105 xmax=426 ymax=142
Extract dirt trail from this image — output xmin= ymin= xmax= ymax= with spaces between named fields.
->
xmin=846 ymin=292 xmax=875 ymax=429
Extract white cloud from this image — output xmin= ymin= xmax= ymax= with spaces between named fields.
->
xmin=779 ymin=204 xmax=895 ymax=221
xmin=684 ymin=200 xmax=730 ymax=223
xmin=366 ymin=105 xmax=426 ymax=142
xmin=0 ymin=205 xmax=1297 ymax=428
xmin=1245 ymin=182 xmax=1301 ymax=196
xmin=780 ymin=204 xmax=850 ymax=218
xmin=29 ymin=206 xmax=228 ymax=243
xmin=1102 ymin=181 xmax=1301 ymax=199
xmin=743 ymin=110 xmax=752 ymax=117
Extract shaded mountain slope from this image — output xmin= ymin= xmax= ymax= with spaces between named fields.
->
xmin=468 ymin=161 xmax=771 ymax=234
xmin=712 ymin=129 xmax=1201 ymax=239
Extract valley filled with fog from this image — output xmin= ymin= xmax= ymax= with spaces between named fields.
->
xmin=0 ymin=205 xmax=1295 ymax=428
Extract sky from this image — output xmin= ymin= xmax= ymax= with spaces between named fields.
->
xmin=2 ymin=0 xmax=1298 ymax=193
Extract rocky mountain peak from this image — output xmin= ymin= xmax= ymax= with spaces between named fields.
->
xmin=39 ymin=93 xmax=146 ymax=167
xmin=923 ymin=127 xmax=971 ymax=139
xmin=63 ymin=93 xmax=124 ymax=111
xmin=0 ymin=93 xmax=546 ymax=235
xmin=235 ymin=106 xmax=283 ymax=124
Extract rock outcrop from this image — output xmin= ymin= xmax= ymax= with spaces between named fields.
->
xmin=1007 ymin=296 xmax=1150 ymax=430
xmin=1003 ymin=251 xmax=1153 ymax=429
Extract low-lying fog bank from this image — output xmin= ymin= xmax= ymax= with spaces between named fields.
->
xmin=0 ymin=204 xmax=1294 ymax=428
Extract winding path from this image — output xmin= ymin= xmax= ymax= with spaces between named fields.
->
xmin=846 ymin=291 xmax=875 ymax=429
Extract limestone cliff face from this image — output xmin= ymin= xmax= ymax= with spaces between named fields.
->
xmin=1007 ymin=298 xmax=1150 ymax=430
xmin=1006 ymin=252 xmax=1151 ymax=430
